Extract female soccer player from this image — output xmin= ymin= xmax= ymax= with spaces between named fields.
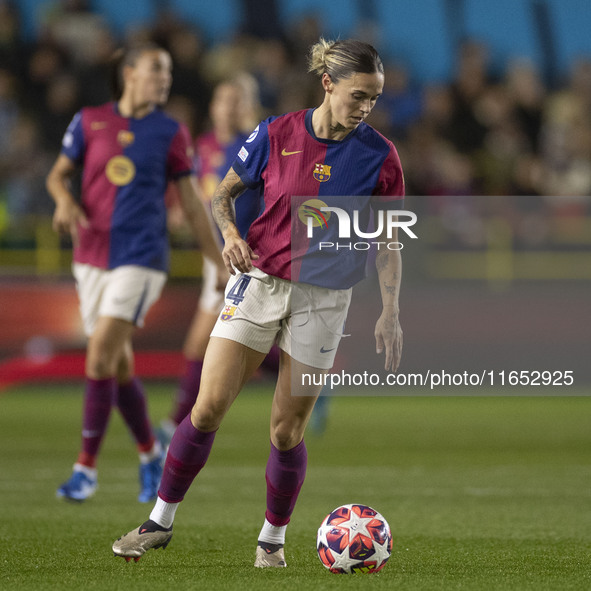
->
xmin=113 ymin=38 xmax=404 ymax=565
xmin=46 ymin=43 xmax=226 ymax=503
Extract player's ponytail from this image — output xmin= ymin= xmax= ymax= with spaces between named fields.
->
xmin=307 ymin=38 xmax=383 ymax=83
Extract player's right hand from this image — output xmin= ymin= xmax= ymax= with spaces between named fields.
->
xmin=221 ymin=235 xmax=259 ymax=274
xmin=52 ymin=198 xmax=89 ymax=246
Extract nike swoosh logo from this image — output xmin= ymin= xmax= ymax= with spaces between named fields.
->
xmin=113 ymin=295 xmax=136 ymax=305
xmin=82 ymin=429 xmax=101 ymax=438
xmin=281 ymin=149 xmax=303 ymax=156
xmin=91 ymin=122 xmax=107 ymax=130
xmin=320 ymin=346 xmax=336 ymax=353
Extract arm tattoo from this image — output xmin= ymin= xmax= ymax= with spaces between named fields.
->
xmin=211 ymin=170 xmax=246 ymax=234
xmin=375 ymin=249 xmax=388 ymax=271
xmin=383 ymin=282 xmax=397 ymax=297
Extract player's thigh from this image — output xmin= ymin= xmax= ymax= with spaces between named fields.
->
xmin=270 ymin=349 xmax=327 ymax=449
xmin=191 ymin=336 xmax=267 ymax=431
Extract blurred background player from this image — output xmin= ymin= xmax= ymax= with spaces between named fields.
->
xmin=159 ymin=73 xmax=282 ymax=443
xmin=112 ymin=37 xmax=404 ymax=566
xmin=46 ymin=43 xmax=226 ymax=503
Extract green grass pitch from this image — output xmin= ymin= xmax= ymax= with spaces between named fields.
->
xmin=1 ymin=383 xmax=590 ymax=590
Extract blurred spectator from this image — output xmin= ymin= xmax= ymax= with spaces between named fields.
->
xmin=240 ymin=0 xmax=284 ymax=40
xmin=0 ymin=0 xmax=24 ymax=75
xmin=446 ymin=39 xmax=492 ymax=154
xmin=506 ymin=58 xmax=545 ymax=153
xmin=540 ymin=58 xmax=591 ymax=198
xmin=76 ymin=26 xmax=117 ymax=106
xmin=1 ymin=114 xmax=52 ymax=219
xmin=166 ymin=25 xmax=211 ymax=133
xmin=250 ymin=37 xmax=291 ymax=112
xmin=373 ymin=64 xmax=423 ymax=138
xmin=40 ymin=72 xmax=82 ymax=149
xmin=21 ymin=40 xmax=69 ymax=113
xmin=39 ymin=0 xmax=110 ymax=67
xmin=0 ymin=68 xmax=19 ymax=156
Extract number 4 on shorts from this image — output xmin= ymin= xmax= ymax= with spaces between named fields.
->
xmin=226 ymin=275 xmax=252 ymax=306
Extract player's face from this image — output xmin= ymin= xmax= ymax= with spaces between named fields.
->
xmin=328 ymin=71 xmax=384 ymax=129
xmin=210 ymin=83 xmax=243 ymax=132
xmin=129 ymin=50 xmax=173 ymax=107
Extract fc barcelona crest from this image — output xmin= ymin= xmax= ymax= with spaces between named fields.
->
xmin=117 ymin=130 xmax=135 ymax=147
xmin=313 ymin=163 xmax=332 ymax=182
xmin=220 ymin=305 xmax=237 ymax=321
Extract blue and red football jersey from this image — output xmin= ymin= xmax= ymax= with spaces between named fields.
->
xmin=232 ymin=109 xmax=405 ymax=288
xmin=61 ymin=102 xmax=194 ymax=271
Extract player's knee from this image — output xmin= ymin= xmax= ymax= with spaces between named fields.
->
xmin=86 ymin=349 xmax=118 ymax=379
xmin=190 ymin=403 xmax=223 ymax=432
xmin=270 ymin=421 xmax=304 ymax=451
xmin=86 ymin=357 xmax=114 ymax=379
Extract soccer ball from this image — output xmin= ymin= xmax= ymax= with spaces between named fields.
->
xmin=316 ymin=503 xmax=392 ymax=574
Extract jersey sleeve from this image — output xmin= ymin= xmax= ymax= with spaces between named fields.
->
xmin=371 ymin=142 xmax=405 ymax=210
xmin=230 ymin=119 xmax=271 ymax=189
xmin=167 ymin=123 xmax=195 ymax=179
xmin=60 ymin=111 xmax=85 ymax=164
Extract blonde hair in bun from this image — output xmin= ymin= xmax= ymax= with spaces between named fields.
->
xmin=307 ymin=38 xmax=383 ymax=83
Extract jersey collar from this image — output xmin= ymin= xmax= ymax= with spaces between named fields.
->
xmin=304 ymin=108 xmax=361 ymax=144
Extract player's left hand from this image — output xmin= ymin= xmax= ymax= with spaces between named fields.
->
xmin=375 ymin=307 xmax=403 ymax=372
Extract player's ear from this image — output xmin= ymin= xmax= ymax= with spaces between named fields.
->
xmin=321 ymin=73 xmax=334 ymax=94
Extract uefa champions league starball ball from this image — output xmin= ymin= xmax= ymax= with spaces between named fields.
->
xmin=316 ymin=503 xmax=392 ymax=574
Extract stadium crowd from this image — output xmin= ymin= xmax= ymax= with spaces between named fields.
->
xmin=0 ymin=0 xmax=590 ymax=249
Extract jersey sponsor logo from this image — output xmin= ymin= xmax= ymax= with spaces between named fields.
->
xmin=298 ymin=199 xmax=330 ymax=228
xmin=105 ymin=155 xmax=136 ymax=186
xmin=238 ymin=146 xmax=249 ymax=162
xmin=281 ymin=148 xmax=303 ymax=156
xmin=220 ymin=304 xmax=237 ymax=321
xmin=245 ymin=125 xmax=259 ymax=143
xmin=91 ymin=121 xmax=107 ymax=130
xmin=313 ymin=163 xmax=332 ymax=182
xmin=117 ymin=130 xmax=135 ymax=147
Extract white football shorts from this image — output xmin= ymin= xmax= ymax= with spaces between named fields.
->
xmin=210 ymin=267 xmax=352 ymax=369
xmin=198 ymin=256 xmax=225 ymax=314
xmin=73 ymin=263 xmax=167 ymax=336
